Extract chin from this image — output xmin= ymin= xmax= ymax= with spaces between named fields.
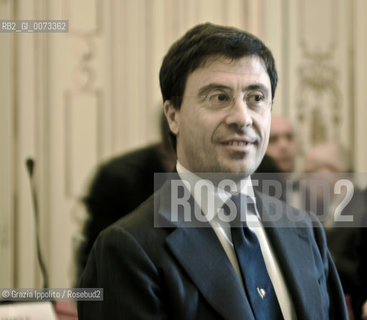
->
xmin=222 ymin=163 xmax=254 ymax=176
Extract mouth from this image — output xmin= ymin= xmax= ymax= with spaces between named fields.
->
xmin=223 ymin=140 xmax=252 ymax=146
xmin=220 ymin=138 xmax=256 ymax=151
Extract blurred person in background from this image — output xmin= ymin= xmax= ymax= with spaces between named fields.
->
xmin=266 ymin=115 xmax=298 ymax=174
xmin=304 ymin=140 xmax=367 ymax=320
xmin=266 ymin=115 xmax=301 ymax=206
xmin=303 ymin=140 xmax=353 ymax=222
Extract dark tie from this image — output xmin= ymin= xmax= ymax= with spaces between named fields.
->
xmin=226 ymin=194 xmax=283 ymax=320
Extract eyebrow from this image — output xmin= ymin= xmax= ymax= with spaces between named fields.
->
xmin=197 ymin=83 xmax=231 ymax=96
xmin=197 ymin=83 xmax=270 ymax=97
xmin=246 ymin=84 xmax=270 ymax=94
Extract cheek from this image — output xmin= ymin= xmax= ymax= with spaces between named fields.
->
xmin=258 ymin=127 xmax=271 ymax=154
xmin=180 ymin=114 xmax=209 ymax=147
xmin=264 ymin=130 xmax=270 ymax=145
xmin=264 ymin=120 xmax=271 ymax=140
xmin=259 ymin=118 xmax=271 ymax=140
xmin=197 ymin=113 xmax=221 ymax=138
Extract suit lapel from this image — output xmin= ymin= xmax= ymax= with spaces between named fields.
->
xmin=255 ymin=192 xmax=324 ymax=320
xmin=166 ymin=227 xmax=254 ymax=320
xmin=157 ymin=179 xmax=255 ymax=320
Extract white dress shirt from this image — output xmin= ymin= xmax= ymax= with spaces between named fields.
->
xmin=176 ymin=162 xmax=297 ymax=320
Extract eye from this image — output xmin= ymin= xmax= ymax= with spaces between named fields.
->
xmin=246 ymin=91 xmax=268 ymax=109
xmin=285 ymin=133 xmax=294 ymax=141
xmin=269 ymin=136 xmax=277 ymax=143
xmin=207 ymin=92 xmax=231 ymax=106
xmin=210 ymin=93 xmax=230 ymax=102
xmin=254 ymin=94 xmax=264 ymax=102
xmin=249 ymin=93 xmax=265 ymax=103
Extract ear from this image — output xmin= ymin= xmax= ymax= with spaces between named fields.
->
xmin=164 ymin=100 xmax=180 ymax=135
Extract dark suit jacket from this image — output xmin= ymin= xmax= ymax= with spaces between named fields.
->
xmin=78 ymin=179 xmax=348 ymax=320
xmin=325 ymin=188 xmax=367 ymax=319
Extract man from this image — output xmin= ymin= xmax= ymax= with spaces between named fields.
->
xmin=78 ymin=23 xmax=347 ymax=319
xmin=266 ymin=115 xmax=298 ymax=173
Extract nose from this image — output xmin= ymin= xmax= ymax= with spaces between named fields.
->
xmin=224 ymin=96 xmax=253 ymax=129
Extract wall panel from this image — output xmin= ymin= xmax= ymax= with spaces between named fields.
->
xmin=0 ymin=0 xmax=15 ymax=288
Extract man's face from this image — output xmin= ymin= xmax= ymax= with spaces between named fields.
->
xmin=266 ymin=116 xmax=297 ymax=172
xmin=165 ymin=56 xmax=272 ymax=177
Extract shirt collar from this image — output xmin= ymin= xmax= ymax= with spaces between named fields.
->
xmin=176 ymin=161 xmax=257 ymax=217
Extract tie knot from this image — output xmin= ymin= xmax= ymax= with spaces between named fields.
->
xmin=222 ymin=193 xmax=255 ymax=227
xmin=230 ymin=192 xmax=243 ymax=206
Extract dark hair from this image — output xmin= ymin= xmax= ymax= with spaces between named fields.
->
xmin=159 ymin=22 xmax=278 ymax=148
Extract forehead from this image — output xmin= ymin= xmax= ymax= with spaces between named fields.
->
xmin=185 ymin=55 xmax=271 ymax=92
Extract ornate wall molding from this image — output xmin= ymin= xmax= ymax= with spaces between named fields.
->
xmin=291 ymin=0 xmax=355 ymax=161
